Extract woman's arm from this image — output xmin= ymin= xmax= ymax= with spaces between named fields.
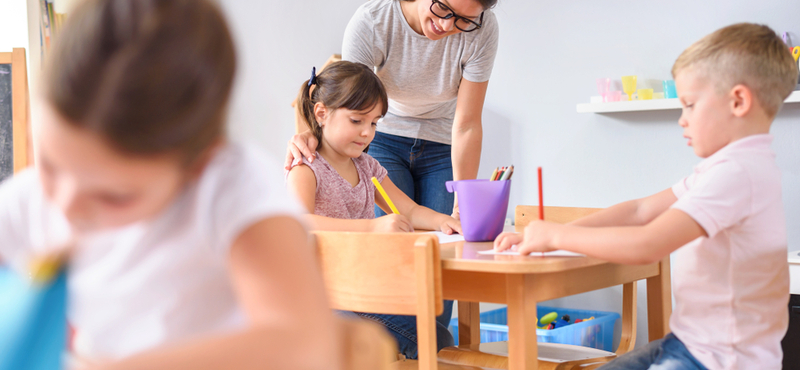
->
xmin=451 ymin=79 xmax=489 ymax=182
xmin=95 ymin=216 xmax=339 ymax=370
xmin=283 ymin=130 xmax=318 ymax=170
xmin=378 ymin=177 xmax=461 ymax=234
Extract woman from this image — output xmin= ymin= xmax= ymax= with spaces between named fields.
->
xmin=285 ymin=0 xmax=499 ymax=359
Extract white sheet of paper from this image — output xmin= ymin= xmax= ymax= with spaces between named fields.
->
xmin=422 ymin=231 xmax=465 ymax=244
xmin=478 ymin=249 xmax=585 ymax=257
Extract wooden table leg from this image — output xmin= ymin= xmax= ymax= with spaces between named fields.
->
xmin=458 ymin=301 xmax=481 ymax=346
xmin=646 ymin=257 xmax=672 ymax=342
xmin=616 ymin=281 xmax=637 ymax=355
xmin=506 ymin=274 xmax=538 ymax=370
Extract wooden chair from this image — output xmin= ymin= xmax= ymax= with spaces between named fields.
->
xmin=0 ymin=48 xmax=31 ymax=178
xmin=339 ymin=315 xmax=397 ymax=370
xmin=313 ymin=231 xmax=501 ymax=370
xmin=438 ymin=206 xmax=637 ymax=370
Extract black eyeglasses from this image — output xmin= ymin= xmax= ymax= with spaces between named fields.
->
xmin=430 ymin=0 xmax=483 ymax=32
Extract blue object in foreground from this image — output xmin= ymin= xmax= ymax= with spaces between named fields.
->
xmin=0 ymin=267 xmax=68 ymax=370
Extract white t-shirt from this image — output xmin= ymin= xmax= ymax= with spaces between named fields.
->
xmin=342 ymin=0 xmax=499 ymax=144
xmin=670 ymin=134 xmax=789 ymax=369
xmin=0 ymin=142 xmax=303 ymax=359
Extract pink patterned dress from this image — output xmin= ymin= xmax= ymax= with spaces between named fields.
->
xmin=293 ymin=152 xmax=388 ymax=219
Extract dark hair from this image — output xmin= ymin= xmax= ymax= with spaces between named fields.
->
xmin=44 ymin=0 xmax=237 ymax=165
xmin=401 ymin=0 xmax=498 ymax=10
xmin=296 ymin=61 xmax=388 ymax=145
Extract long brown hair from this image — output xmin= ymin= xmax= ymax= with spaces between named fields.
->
xmin=44 ymin=0 xmax=237 ymax=165
xmin=296 ymin=61 xmax=388 ymax=146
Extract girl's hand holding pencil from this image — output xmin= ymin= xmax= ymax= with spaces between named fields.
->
xmin=371 ymin=214 xmax=414 ymax=233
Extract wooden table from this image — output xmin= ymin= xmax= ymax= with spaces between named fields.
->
xmin=438 ymin=237 xmax=671 ymax=370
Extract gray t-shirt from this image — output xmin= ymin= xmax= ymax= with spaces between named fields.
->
xmin=342 ymin=0 xmax=499 ymax=145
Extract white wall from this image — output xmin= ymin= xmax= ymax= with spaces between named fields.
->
xmin=0 ymin=0 xmax=30 ymax=64
xmin=219 ymin=0 xmax=800 ymax=349
xmin=218 ymin=0 xmax=366 ymax=152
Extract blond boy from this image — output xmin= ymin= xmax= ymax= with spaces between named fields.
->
xmin=495 ymin=23 xmax=799 ymax=369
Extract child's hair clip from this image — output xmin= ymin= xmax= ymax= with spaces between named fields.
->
xmin=308 ymin=66 xmax=317 ymax=87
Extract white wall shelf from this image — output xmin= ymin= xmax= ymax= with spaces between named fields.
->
xmin=577 ymin=90 xmax=800 ymax=113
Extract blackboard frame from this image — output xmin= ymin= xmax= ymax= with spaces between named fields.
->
xmin=0 ymin=48 xmax=30 ymax=181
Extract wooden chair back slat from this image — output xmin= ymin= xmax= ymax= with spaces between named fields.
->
xmin=515 ymin=206 xmax=601 ymax=230
xmin=313 ymin=232 xmax=444 ymax=316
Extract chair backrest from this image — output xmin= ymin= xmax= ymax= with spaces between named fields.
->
xmin=313 ymin=231 xmax=443 ymax=369
xmin=339 ymin=315 xmax=396 ymax=370
xmin=515 ymin=205 xmax=601 ymax=229
xmin=0 ymin=48 xmax=30 ymax=178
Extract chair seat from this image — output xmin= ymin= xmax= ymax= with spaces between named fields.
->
xmin=391 ymin=358 xmax=504 ymax=370
xmin=437 ymin=341 xmax=616 ymax=370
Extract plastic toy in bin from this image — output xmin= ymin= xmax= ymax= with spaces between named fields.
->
xmin=448 ymin=306 xmax=620 ymax=351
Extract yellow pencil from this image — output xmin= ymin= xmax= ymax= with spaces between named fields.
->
xmin=371 ymin=177 xmax=400 ymax=215
xmin=489 ymin=167 xmax=498 ymax=181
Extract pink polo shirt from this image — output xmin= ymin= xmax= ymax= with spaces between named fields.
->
xmin=670 ymin=134 xmax=789 ymax=369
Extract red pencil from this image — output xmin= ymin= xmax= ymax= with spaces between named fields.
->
xmin=538 ymin=166 xmax=544 ymax=257
xmin=538 ymin=167 xmax=544 ymax=220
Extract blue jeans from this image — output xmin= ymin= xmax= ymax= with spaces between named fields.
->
xmin=599 ymin=333 xmax=708 ymax=370
xmin=354 ymin=300 xmax=455 ymax=359
xmin=365 ymin=131 xmax=455 ymax=358
xmin=368 ymin=131 xmax=455 ymax=216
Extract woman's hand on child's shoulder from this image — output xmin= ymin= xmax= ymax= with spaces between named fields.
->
xmin=371 ymin=214 xmax=414 ymax=233
xmin=439 ymin=216 xmax=461 ymax=235
xmin=284 ymin=130 xmax=318 ymax=170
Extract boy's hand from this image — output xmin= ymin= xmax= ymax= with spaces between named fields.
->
xmin=493 ymin=231 xmax=523 ymax=252
xmin=439 ymin=216 xmax=462 ymax=235
xmin=494 ymin=221 xmax=560 ymax=255
xmin=371 ymin=214 xmax=414 ymax=233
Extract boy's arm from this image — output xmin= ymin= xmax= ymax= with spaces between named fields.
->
xmin=498 ymin=208 xmax=705 ymax=265
xmin=378 ymin=177 xmax=461 ymax=234
xmin=571 ymin=188 xmax=678 ymax=227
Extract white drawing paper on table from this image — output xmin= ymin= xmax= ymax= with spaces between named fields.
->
xmin=423 ymin=231 xmax=465 ymax=244
xmin=478 ymin=248 xmax=584 ymax=257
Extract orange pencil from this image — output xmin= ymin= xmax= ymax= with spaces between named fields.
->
xmin=538 ymin=166 xmax=544 ymax=257
xmin=538 ymin=167 xmax=544 ymax=220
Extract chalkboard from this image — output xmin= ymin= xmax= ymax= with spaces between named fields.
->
xmin=0 ymin=63 xmax=11 ymax=182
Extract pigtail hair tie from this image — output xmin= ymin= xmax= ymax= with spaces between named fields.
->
xmin=308 ymin=66 xmax=317 ymax=87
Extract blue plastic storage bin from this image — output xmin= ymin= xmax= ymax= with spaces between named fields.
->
xmin=448 ymin=306 xmax=620 ymax=351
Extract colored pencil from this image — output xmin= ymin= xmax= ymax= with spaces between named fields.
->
xmin=500 ymin=165 xmax=514 ymax=181
xmin=372 ymin=177 xmax=400 ymax=215
xmin=538 ymin=167 xmax=544 ymax=220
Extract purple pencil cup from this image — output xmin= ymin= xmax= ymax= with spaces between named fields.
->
xmin=446 ymin=179 xmax=511 ymax=242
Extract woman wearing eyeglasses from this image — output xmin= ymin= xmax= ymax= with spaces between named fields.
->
xmin=285 ymin=0 xmax=499 ymax=359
